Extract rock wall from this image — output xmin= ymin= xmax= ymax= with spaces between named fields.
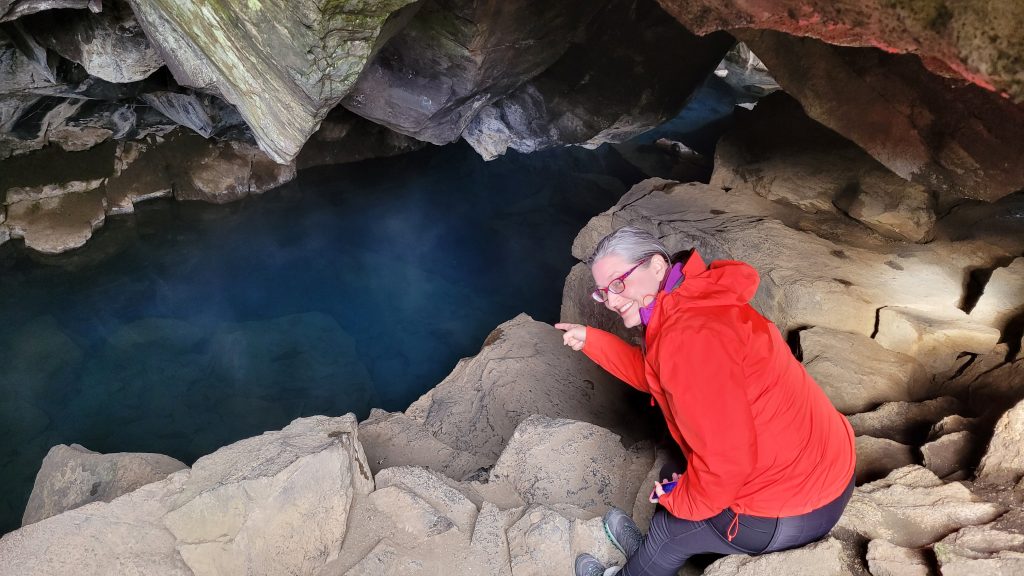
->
xmin=655 ymin=0 xmax=1024 ymax=103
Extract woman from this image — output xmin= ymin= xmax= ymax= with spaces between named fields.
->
xmin=556 ymin=226 xmax=856 ymax=576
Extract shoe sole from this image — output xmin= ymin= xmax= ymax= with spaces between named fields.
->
xmin=603 ymin=520 xmax=628 ymax=557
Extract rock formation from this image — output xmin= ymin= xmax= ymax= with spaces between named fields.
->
xmin=655 ymin=0 xmax=1024 ymax=103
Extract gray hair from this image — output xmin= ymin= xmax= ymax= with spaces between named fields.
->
xmin=588 ymin=225 xmax=672 ymax=268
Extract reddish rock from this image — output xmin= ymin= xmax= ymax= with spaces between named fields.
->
xmin=655 ymin=0 xmax=1024 ymax=102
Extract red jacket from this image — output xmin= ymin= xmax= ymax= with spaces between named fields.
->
xmin=583 ymin=252 xmax=855 ymax=520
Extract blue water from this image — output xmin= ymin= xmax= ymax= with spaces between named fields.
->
xmin=0 ymin=77 xmax=742 ymax=534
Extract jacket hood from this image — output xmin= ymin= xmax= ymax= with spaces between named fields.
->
xmin=669 ymin=249 xmax=760 ymax=308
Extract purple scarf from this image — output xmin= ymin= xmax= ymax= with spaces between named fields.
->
xmin=639 ymin=262 xmax=685 ymax=326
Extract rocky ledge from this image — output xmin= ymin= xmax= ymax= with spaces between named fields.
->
xmin=3 ymin=93 xmax=1024 ymax=573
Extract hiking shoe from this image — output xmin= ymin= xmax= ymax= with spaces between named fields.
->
xmin=603 ymin=507 xmax=643 ymax=558
xmin=574 ymin=553 xmax=607 ymax=576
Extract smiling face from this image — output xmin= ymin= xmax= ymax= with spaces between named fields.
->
xmin=591 ymin=253 xmax=668 ymax=328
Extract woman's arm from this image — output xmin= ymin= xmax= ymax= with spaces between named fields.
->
xmin=656 ymin=318 xmax=757 ymax=520
xmin=566 ymin=325 xmax=649 ymax=393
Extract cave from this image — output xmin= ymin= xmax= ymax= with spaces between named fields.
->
xmin=1 ymin=0 xmax=1023 ymax=574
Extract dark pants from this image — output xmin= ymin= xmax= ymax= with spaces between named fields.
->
xmin=621 ymin=460 xmax=855 ymax=576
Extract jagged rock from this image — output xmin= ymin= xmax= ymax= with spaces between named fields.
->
xmin=922 ymin=431 xmax=977 ymax=480
xmin=934 ymin=509 xmax=1024 ymax=576
xmin=929 ymin=415 xmax=978 ymax=441
xmin=732 ymin=30 xmax=1024 ymax=202
xmin=702 ymin=536 xmax=860 ymax=576
xmin=0 ymin=415 xmax=373 ymax=576
xmin=343 ymin=0 xmax=601 ymax=146
xmin=468 ymin=502 xmax=523 ymax=576
xmin=976 ymin=399 xmax=1024 ymax=486
xmin=835 ymin=171 xmax=936 ymax=244
xmin=854 ymin=436 xmax=916 ymax=485
xmin=834 ymin=466 xmax=1006 ymax=548
xmin=489 ymin=415 xmax=651 ymax=515
xmin=875 ymin=306 xmax=1001 ymax=373
xmin=970 ymin=258 xmax=1024 ymax=333
xmin=20 ymin=0 xmax=163 ymax=83
xmin=126 ymin=0 xmax=417 ymax=163
xmin=865 ymin=539 xmax=930 ymax=576
xmin=359 ymin=409 xmax=490 ymax=480
xmin=0 ymin=0 xmax=97 ymax=23
xmin=507 ymin=504 xmax=621 ymax=576
xmin=566 ymin=178 xmax=982 ymax=340
xmin=405 ymin=314 xmax=644 ymax=462
xmin=368 ymin=486 xmax=457 ymax=540
xmin=656 ymin=0 xmax=1024 ymax=104
xmin=462 ymin=0 xmax=731 ymax=159
xmin=800 ymin=327 xmax=931 ymax=414
xmin=847 ymin=397 xmax=964 ymax=444
xmin=22 ymin=443 xmax=186 ymax=526
xmin=375 ymin=466 xmax=478 ymax=538
xmin=710 ymin=92 xmax=936 ymax=242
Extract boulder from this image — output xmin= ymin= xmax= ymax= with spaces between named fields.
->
xmin=655 ymin=0 xmax=1024 ymax=105
xmin=507 ymin=503 xmax=621 ymax=576
xmin=367 ymin=485 xmax=458 ymax=540
xmin=359 ymin=409 xmax=490 ymax=480
xmin=834 ymin=466 xmax=1006 ymax=548
xmin=934 ymin=509 xmax=1024 ymax=576
xmin=970 ymin=258 xmax=1024 ymax=333
xmin=126 ymin=0 xmax=418 ymax=163
xmin=976 ymin=399 xmax=1024 ymax=486
xmin=847 ymin=397 xmax=964 ymax=444
xmin=567 ymin=178 xmax=979 ymax=340
xmin=922 ymin=431 xmax=977 ymax=480
xmin=702 ymin=536 xmax=860 ymax=576
xmin=20 ymin=0 xmax=163 ymax=83
xmin=342 ymin=0 xmax=601 ymax=146
xmin=710 ymin=92 xmax=936 ymax=242
xmin=800 ymin=327 xmax=931 ymax=414
xmin=874 ymin=306 xmax=1001 ymax=373
xmin=405 ymin=314 xmax=644 ymax=462
xmin=468 ymin=502 xmax=523 ymax=576
xmin=462 ymin=0 xmax=732 ymax=159
xmin=733 ymin=30 xmax=1024 ymax=202
xmin=489 ymin=415 xmax=651 ymax=515
xmin=375 ymin=466 xmax=479 ymax=538
xmin=865 ymin=539 xmax=930 ymax=576
xmin=0 ymin=415 xmax=372 ymax=576
xmin=854 ymin=436 xmax=916 ymax=485
xmin=929 ymin=415 xmax=978 ymax=441
xmin=22 ymin=443 xmax=186 ymax=526
xmin=836 ymin=170 xmax=936 ymax=244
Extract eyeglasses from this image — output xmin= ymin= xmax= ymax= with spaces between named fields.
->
xmin=592 ymin=258 xmax=649 ymax=302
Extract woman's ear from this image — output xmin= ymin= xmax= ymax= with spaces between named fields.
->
xmin=652 ymin=254 xmax=669 ymax=281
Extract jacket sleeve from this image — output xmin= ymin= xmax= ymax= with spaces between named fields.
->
xmin=656 ymin=317 xmax=757 ymax=520
xmin=582 ymin=327 xmax=649 ymax=393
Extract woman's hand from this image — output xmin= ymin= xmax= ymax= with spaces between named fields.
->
xmin=554 ymin=323 xmax=587 ymax=351
xmin=649 ymin=472 xmax=681 ymax=503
